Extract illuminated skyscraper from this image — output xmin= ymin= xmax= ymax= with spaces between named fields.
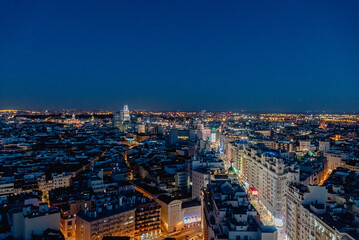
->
xmin=113 ymin=105 xmax=131 ymax=130
xmin=121 ymin=105 xmax=131 ymax=122
xmin=113 ymin=111 xmax=122 ymax=128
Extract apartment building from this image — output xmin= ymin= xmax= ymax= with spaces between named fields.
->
xmin=201 ymin=179 xmax=277 ymax=240
xmin=12 ymin=203 xmax=61 ymax=240
xmin=239 ymin=144 xmax=299 ymax=225
xmin=75 ymin=207 xmax=135 ymax=240
xmin=286 ymin=184 xmax=357 ymax=240
xmin=135 ymin=201 xmax=161 ymax=240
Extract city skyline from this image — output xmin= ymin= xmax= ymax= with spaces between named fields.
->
xmin=1 ymin=109 xmax=358 ymax=240
xmin=1 ymin=1 xmax=359 ymax=239
xmin=1 ymin=0 xmax=359 ymax=112
xmin=1 ymin=107 xmax=359 ymax=115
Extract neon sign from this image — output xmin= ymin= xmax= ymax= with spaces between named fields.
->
xmin=249 ymin=188 xmax=258 ymax=196
xmin=183 ymin=215 xmax=201 ymax=224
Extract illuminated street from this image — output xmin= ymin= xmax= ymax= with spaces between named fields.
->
xmin=160 ymin=226 xmax=202 ymax=240
xmin=1 ymin=2 xmax=358 ymax=238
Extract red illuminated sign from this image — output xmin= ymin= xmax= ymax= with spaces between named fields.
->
xmin=249 ymin=188 xmax=258 ymax=196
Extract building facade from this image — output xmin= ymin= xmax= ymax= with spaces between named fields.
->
xmin=135 ymin=201 xmax=161 ymax=240
xmin=285 ymin=184 xmax=356 ymax=240
xmin=12 ymin=203 xmax=61 ymax=240
xmin=75 ymin=208 xmax=135 ymax=240
xmin=239 ymin=144 xmax=299 ymax=226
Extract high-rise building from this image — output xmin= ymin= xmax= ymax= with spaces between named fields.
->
xmin=239 ymin=144 xmax=299 ymax=227
xmin=285 ymin=184 xmax=327 ymax=240
xmin=113 ymin=111 xmax=122 ymax=128
xmin=121 ymin=105 xmax=131 ymax=122
xmin=285 ymin=183 xmax=357 ymax=240
xmin=113 ymin=105 xmax=131 ymax=130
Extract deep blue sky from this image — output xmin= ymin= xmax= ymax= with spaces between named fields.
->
xmin=1 ymin=0 xmax=358 ymax=112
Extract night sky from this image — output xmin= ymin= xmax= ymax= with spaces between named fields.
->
xmin=1 ymin=0 xmax=358 ymax=112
